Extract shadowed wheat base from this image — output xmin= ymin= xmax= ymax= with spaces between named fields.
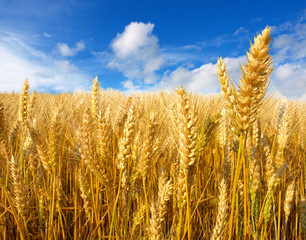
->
xmin=0 ymin=26 xmax=305 ymax=240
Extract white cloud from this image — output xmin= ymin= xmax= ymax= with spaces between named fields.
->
xmin=156 ymin=56 xmax=246 ymax=93
xmin=0 ymin=30 xmax=45 ymax=59
xmin=272 ymin=23 xmax=306 ymax=64
xmin=233 ymin=27 xmax=248 ymax=36
xmin=121 ymin=80 xmax=142 ymax=95
xmin=55 ymin=60 xmax=78 ymax=73
xmin=272 ymin=62 xmax=306 ymax=99
xmin=154 ymin=51 xmax=305 ymax=100
xmin=268 ymin=20 xmax=306 ymax=98
xmin=56 ymin=41 xmax=85 ymax=57
xmin=108 ymin=22 xmax=164 ymax=85
xmin=0 ymin=45 xmax=37 ymax=92
xmin=0 ymin=32 xmax=91 ymax=92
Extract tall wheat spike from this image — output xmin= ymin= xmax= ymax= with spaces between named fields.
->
xmin=175 ymin=86 xmax=198 ymax=240
xmin=10 ymin=156 xmax=28 ymax=220
xmin=80 ymin=109 xmax=107 ymax=185
xmin=235 ymin=26 xmax=272 ymax=132
xmin=91 ymin=76 xmax=99 ymax=121
xmin=211 ymin=178 xmax=228 ymax=240
xmin=219 ymin=26 xmax=272 ymax=134
xmin=18 ymin=79 xmax=30 ymax=124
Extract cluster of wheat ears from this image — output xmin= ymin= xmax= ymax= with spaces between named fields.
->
xmin=0 ymin=26 xmax=305 ymax=240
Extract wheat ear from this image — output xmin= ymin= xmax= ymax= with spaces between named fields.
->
xmin=149 ymin=203 xmax=160 ymax=240
xmin=217 ymin=58 xmax=237 ymax=127
xmin=211 ymin=178 xmax=228 ymax=240
xmin=80 ymin=109 xmax=107 ymax=185
xmin=284 ymin=181 xmax=295 ymax=222
xmin=235 ymin=26 xmax=272 ymax=133
xmin=78 ymin=168 xmax=93 ymax=220
xmin=10 ymin=156 xmax=29 ymax=220
xmin=91 ymin=76 xmax=99 ymax=121
xmin=18 ymin=79 xmax=30 ymax=124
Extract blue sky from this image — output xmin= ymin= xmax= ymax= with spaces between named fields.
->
xmin=0 ymin=0 xmax=305 ymax=98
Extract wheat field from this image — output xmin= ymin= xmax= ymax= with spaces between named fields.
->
xmin=0 ymin=26 xmax=305 ymax=240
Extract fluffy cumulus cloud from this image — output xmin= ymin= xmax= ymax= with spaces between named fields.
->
xmin=270 ymin=21 xmax=306 ymax=99
xmin=56 ymin=41 xmax=85 ymax=57
xmin=108 ymin=22 xmax=164 ymax=86
xmin=157 ymin=56 xmax=246 ymax=93
xmin=272 ymin=62 xmax=306 ymax=98
xmin=0 ymin=31 xmax=91 ymax=92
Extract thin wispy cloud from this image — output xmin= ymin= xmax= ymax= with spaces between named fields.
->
xmin=233 ymin=27 xmax=249 ymax=36
xmin=180 ymin=44 xmax=202 ymax=51
xmin=0 ymin=31 xmax=92 ymax=92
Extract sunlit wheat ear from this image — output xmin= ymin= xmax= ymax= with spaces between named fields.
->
xmin=55 ymin=176 xmax=64 ymax=205
xmin=217 ymin=108 xmax=229 ymax=148
xmin=175 ymin=86 xmax=198 ymax=208
xmin=196 ymin=112 xmax=221 ymax=153
xmin=276 ymin=100 xmax=290 ymax=150
xmin=117 ymin=104 xmax=135 ymax=173
xmin=284 ymin=180 xmax=295 ymax=222
xmin=262 ymin=137 xmax=274 ymax=182
xmin=113 ymin=96 xmax=131 ymax=136
xmin=0 ymin=102 xmax=6 ymax=139
xmin=149 ymin=203 xmax=160 ymax=240
xmin=138 ymin=112 xmax=158 ymax=179
xmin=10 ymin=156 xmax=29 ymax=220
xmin=37 ymin=142 xmax=52 ymax=174
xmin=132 ymin=204 xmax=145 ymax=234
xmin=9 ymin=121 xmax=20 ymax=147
xmin=116 ymin=104 xmax=135 ymax=208
xmin=48 ymin=108 xmax=60 ymax=172
xmin=18 ymin=79 xmax=30 ymax=124
xmin=235 ymin=26 xmax=272 ymax=133
xmin=80 ymin=109 xmax=107 ymax=186
xmin=78 ymin=168 xmax=93 ymax=220
xmin=249 ymin=146 xmax=261 ymax=205
xmin=91 ymin=76 xmax=99 ymax=121
xmin=158 ymin=172 xmax=173 ymax=228
xmin=211 ymin=178 xmax=228 ymax=240
xmin=263 ymin=175 xmax=276 ymax=226
xmin=217 ymin=58 xmax=237 ymax=127
xmin=252 ymin=119 xmax=261 ymax=149
xmin=36 ymin=165 xmax=46 ymax=228
xmin=27 ymin=91 xmax=36 ymax=119
xmin=274 ymin=100 xmax=297 ymax=169
xmin=263 ymin=164 xmax=287 ymax=225
xmin=96 ymin=106 xmax=112 ymax=163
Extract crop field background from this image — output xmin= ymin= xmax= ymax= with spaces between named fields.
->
xmin=0 ymin=27 xmax=305 ymax=240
